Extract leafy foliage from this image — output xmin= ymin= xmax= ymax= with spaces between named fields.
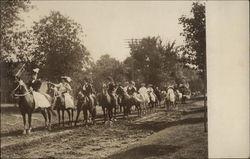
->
xmin=128 ymin=36 xmax=179 ymax=86
xmin=32 ymin=11 xmax=91 ymax=81
xmin=179 ymin=2 xmax=206 ymax=79
xmin=0 ymin=0 xmax=31 ymax=59
xmin=92 ymin=54 xmax=126 ymax=92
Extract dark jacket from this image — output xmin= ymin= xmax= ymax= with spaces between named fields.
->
xmin=28 ymin=79 xmax=41 ymax=91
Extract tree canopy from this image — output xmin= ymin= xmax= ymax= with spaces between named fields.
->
xmin=128 ymin=37 xmax=179 ymax=87
xmin=179 ymin=2 xmax=206 ymax=79
xmin=32 ymin=11 xmax=91 ymax=81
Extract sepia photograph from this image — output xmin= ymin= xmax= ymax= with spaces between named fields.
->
xmin=1 ymin=1 xmax=209 ymax=158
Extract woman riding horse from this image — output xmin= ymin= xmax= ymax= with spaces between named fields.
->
xmin=98 ymin=77 xmax=118 ymax=123
xmin=116 ymin=84 xmax=142 ymax=118
xmin=13 ymin=68 xmax=53 ymax=134
xmin=49 ymin=76 xmax=75 ymax=127
xmin=147 ymin=84 xmax=157 ymax=112
xmin=138 ymin=83 xmax=150 ymax=114
xmin=75 ymin=78 xmax=97 ymax=126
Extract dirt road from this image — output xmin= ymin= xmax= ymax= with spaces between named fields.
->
xmin=1 ymin=99 xmax=207 ymax=158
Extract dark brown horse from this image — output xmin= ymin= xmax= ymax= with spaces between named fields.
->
xmin=47 ymin=84 xmax=74 ymax=127
xmin=13 ymin=80 xmax=53 ymax=134
xmin=75 ymin=93 xmax=96 ymax=126
xmin=116 ymin=87 xmax=142 ymax=118
xmin=97 ymin=87 xmax=117 ymax=123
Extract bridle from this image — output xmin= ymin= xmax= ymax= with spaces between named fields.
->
xmin=12 ymin=83 xmax=32 ymax=97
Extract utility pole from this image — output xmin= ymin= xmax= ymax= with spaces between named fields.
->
xmin=124 ymin=38 xmax=142 ymax=82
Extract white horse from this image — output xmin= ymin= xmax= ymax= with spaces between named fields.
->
xmin=136 ymin=92 xmax=150 ymax=114
xmin=175 ymin=89 xmax=183 ymax=103
xmin=166 ymin=87 xmax=176 ymax=110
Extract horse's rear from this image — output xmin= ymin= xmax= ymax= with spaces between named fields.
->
xmin=166 ymin=88 xmax=176 ymax=110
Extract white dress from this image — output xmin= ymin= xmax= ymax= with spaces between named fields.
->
xmin=139 ymin=86 xmax=150 ymax=103
xmin=23 ymin=79 xmax=51 ymax=109
xmin=57 ymin=83 xmax=75 ymax=109
xmin=33 ymin=92 xmax=51 ymax=109
xmin=147 ymin=87 xmax=156 ymax=102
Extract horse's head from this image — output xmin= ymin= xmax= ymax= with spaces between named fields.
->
xmin=47 ymin=83 xmax=59 ymax=97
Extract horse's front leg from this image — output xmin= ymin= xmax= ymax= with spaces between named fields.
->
xmin=83 ymin=108 xmax=88 ymax=125
xmin=27 ymin=113 xmax=32 ymax=134
xmin=113 ymin=106 xmax=117 ymax=121
xmin=62 ymin=110 xmax=65 ymax=127
xmin=47 ymin=108 xmax=52 ymax=131
xmin=75 ymin=108 xmax=81 ymax=126
xmin=66 ymin=109 xmax=71 ymax=126
xmin=71 ymin=109 xmax=74 ymax=126
xmin=57 ymin=109 xmax=61 ymax=127
xmin=109 ymin=108 xmax=113 ymax=121
xmin=21 ymin=113 xmax=26 ymax=135
xmin=92 ymin=107 xmax=96 ymax=125
xmin=102 ymin=106 xmax=106 ymax=123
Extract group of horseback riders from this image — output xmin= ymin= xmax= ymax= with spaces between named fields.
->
xmin=14 ymin=66 xmax=190 ymax=112
xmin=13 ymin=66 xmax=191 ymax=134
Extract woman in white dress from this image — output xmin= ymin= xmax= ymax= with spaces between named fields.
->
xmin=53 ymin=76 xmax=75 ymax=109
xmin=28 ymin=68 xmax=51 ymax=109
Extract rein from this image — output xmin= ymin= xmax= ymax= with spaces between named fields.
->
xmin=14 ymin=91 xmax=32 ymax=97
xmin=12 ymin=83 xmax=32 ymax=97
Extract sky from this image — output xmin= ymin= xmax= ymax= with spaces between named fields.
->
xmin=20 ymin=1 xmax=194 ymax=62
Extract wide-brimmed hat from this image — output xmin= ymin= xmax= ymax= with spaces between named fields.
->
xmin=168 ymin=85 xmax=174 ymax=89
xmin=61 ymin=76 xmax=72 ymax=82
xmin=106 ymin=76 xmax=114 ymax=82
xmin=32 ymin=68 xmax=39 ymax=74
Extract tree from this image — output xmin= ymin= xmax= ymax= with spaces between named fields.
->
xmin=179 ymin=2 xmax=206 ymax=81
xmin=128 ymin=36 xmax=179 ymax=86
xmin=32 ymin=11 xmax=91 ymax=82
xmin=179 ymin=2 xmax=207 ymax=132
xmin=0 ymin=0 xmax=32 ymax=102
xmin=92 ymin=54 xmax=126 ymax=92
xmin=0 ymin=0 xmax=31 ymax=59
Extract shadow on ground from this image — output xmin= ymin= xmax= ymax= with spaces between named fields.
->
xmin=106 ymin=144 xmax=181 ymax=159
xmin=129 ymin=116 xmax=204 ymax=132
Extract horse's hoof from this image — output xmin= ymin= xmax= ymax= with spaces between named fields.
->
xmin=27 ymin=129 xmax=32 ymax=134
xmin=22 ymin=130 xmax=26 ymax=135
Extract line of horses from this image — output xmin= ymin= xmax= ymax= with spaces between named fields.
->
xmin=12 ymin=80 xmax=187 ymax=135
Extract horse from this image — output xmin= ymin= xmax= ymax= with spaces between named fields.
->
xmin=12 ymin=80 xmax=53 ymax=134
xmin=116 ymin=88 xmax=142 ymax=118
xmin=175 ymin=89 xmax=183 ymax=104
xmin=97 ymin=86 xmax=117 ymax=123
xmin=154 ymin=88 xmax=162 ymax=107
xmin=165 ymin=87 xmax=176 ymax=110
xmin=148 ymin=92 xmax=157 ymax=112
xmin=75 ymin=92 xmax=96 ymax=126
xmin=47 ymin=83 xmax=74 ymax=127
